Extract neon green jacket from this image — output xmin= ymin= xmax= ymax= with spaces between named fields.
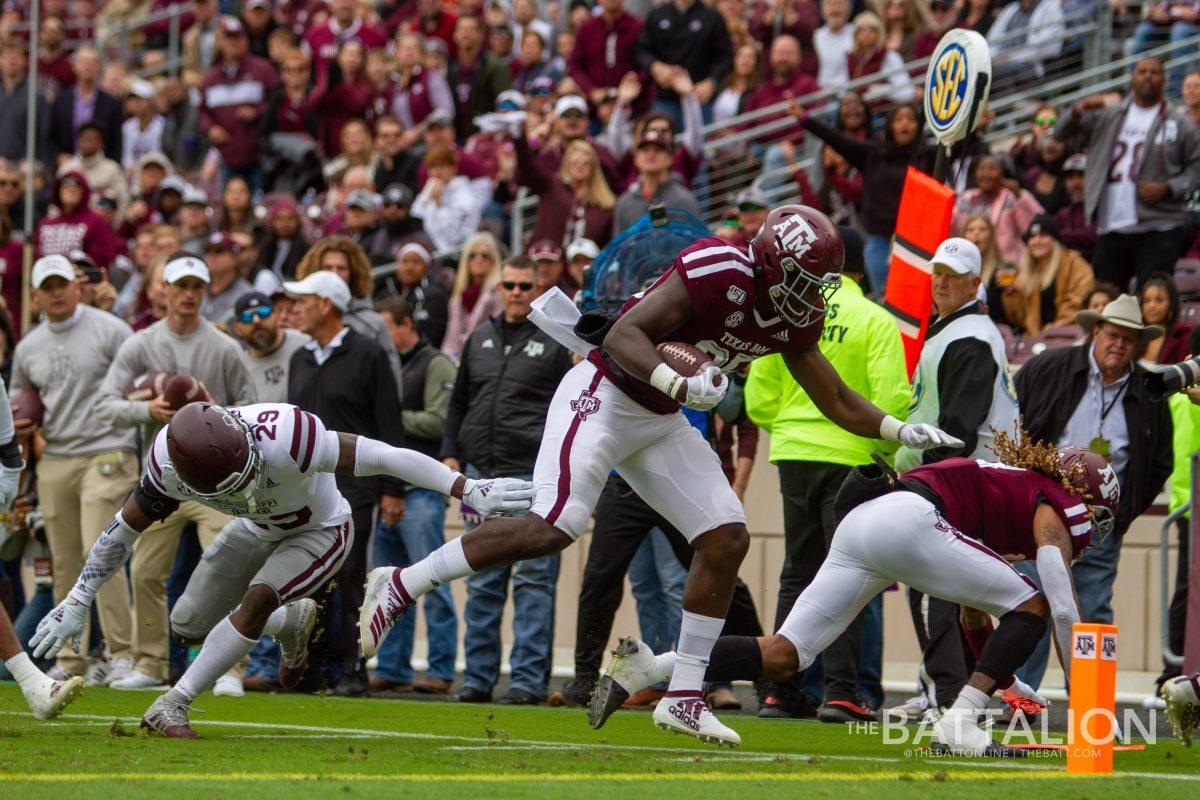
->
xmin=1167 ymin=392 xmax=1200 ymax=515
xmin=745 ymin=278 xmax=909 ymax=466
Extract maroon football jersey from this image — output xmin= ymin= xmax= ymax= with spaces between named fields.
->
xmin=903 ymin=458 xmax=1094 ymax=559
xmin=588 ymin=238 xmax=824 ymax=413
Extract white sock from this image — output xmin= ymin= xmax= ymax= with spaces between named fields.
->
xmin=399 ymin=537 xmax=473 ymax=598
xmin=261 ymin=605 xmax=288 ymax=638
xmin=4 ymin=652 xmax=42 ymax=687
xmin=171 ymin=617 xmax=257 ymax=703
xmin=951 ymin=685 xmax=990 ymax=713
xmin=667 ymin=611 xmax=724 ymax=694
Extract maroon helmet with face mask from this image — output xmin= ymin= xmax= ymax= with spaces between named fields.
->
xmin=1059 ymin=446 xmax=1120 ymax=547
xmin=748 ymin=204 xmax=844 ymax=328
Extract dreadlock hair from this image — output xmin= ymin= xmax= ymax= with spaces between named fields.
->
xmin=990 ymin=425 xmax=1096 ymax=509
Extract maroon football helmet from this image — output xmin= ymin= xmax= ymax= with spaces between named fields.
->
xmin=1059 ymin=446 xmax=1120 ymax=545
xmin=749 ymin=204 xmax=844 ymax=327
xmin=166 ymin=403 xmax=264 ymax=506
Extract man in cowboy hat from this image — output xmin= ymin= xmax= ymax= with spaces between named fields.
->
xmin=1010 ymin=292 xmax=1173 ymax=691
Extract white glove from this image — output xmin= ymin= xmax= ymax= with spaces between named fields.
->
xmin=1005 ymin=676 xmax=1049 ymax=709
xmin=30 ymin=590 xmax=91 ymax=659
xmin=463 ymin=477 xmax=536 ymax=518
xmin=0 ymin=462 xmax=22 ymax=510
xmin=898 ymin=423 xmax=965 ymax=451
xmin=682 ymin=365 xmax=728 ymax=412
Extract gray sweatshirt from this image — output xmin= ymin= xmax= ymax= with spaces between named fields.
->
xmin=11 ymin=305 xmax=139 ymax=458
xmin=243 ymin=328 xmax=310 ymax=403
xmin=96 ymin=316 xmax=258 ymax=450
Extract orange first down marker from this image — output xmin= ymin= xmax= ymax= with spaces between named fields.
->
xmin=1066 ymin=623 xmax=1118 ymax=774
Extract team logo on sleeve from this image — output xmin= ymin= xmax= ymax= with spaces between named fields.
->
xmin=726 ymin=286 xmax=746 ymax=305
xmin=570 ymin=390 xmax=601 ymax=421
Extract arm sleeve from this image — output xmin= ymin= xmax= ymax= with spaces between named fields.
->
xmin=402 ymin=354 xmax=455 ymax=441
xmin=95 ymin=336 xmax=153 ymax=427
xmin=567 ymin=33 xmax=595 ymax=94
xmin=679 ymin=93 xmax=704 ymax=158
xmin=1036 ymin=543 xmax=1080 ymax=682
xmin=71 ymin=512 xmax=143 ymax=601
xmin=513 ymin=134 xmax=553 ymax=194
xmin=600 ymin=101 xmax=633 ymax=160
xmin=1168 ymin=116 xmax=1200 ymax=200
xmin=926 ymin=338 xmax=999 ymax=463
xmin=354 ymin=436 xmax=460 ymax=495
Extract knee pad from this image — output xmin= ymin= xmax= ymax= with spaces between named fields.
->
xmin=973 ymin=610 xmax=1046 ymax=686
xmin=169 ymin=601 xmax=212 ymax=645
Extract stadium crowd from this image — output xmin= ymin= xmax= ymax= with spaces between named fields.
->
xmin=1 ymin=0 xmax=1200 ymax=723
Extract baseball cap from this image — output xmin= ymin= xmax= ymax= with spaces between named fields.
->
xmin=182 ymin=185 xmax=209 ymax=206
xmin=164 ymin=255 xmax=211 ymax=284
xmin=283 ymin=271 xmax=352 ymax=312
xmin=527 ymin=76 xmax=554 ymax=96
xmin=234 ymin=290 xmax=272 ymax=319
xmin=930 ymin=237 xmax=981 ymax=276
xmin=128 ymin=78 xmax=156 ymax=100
xmin=31 ymin=254 xmax=76 ymax=288
xmin=426 ymin=108 xmax=453 ymax=128
xmin=566 ymin=238 xmax=599 ymax=262
xmin=398 ymin=242 xmax=432 ymax=265
xmin=734 ymin=187 xmax=769 ymax=211
xmin=221 ymin=16 xmax=245 ymax=36
xmin=529 ymin=239 xmax=563 ymax=262
xmin=1063 ymin=153 xmax=1087 ymax=174
xmin=382 ymin=184 xmax=413 ymax=208
xmin=1024 ymin=214 xmax=1061 ymax=241
xmin=206 ymin=232 xmax=243 ymax=254
xmin=636 ymin=128 xmax=674 ymax=151
xmin=159 ymin=176 xmax=187 ymax=195
xmin=496 ymin=89 xmax=526 ymax=111
xmin=555 ymin=94 xmax=588 ymax=117
xmin=347 ymin=190 xmax=380 ymax=212
xmin=245 ymin=0 xmax=269 ymax=10
xmin=525 ymin=19 xmax=552 ymax=45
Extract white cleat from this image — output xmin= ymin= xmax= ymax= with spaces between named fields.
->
xmin=84 ymin=659 xmax=110 ymax=688
xmin=652 ymin=692 xmax=741 ymax=748
xmin=933 ymin=707 xmax=1023 ymax=757
xmin=212 ymin=674 xmax=245 ymax=697
xmin=110 ymin=669 xmax=168 ymax=691
xmin=589 ymin=636 xmax=664 ymax=729
xmin=105 ymin=657 xmax=134 ymax=686
xmin=277 ymin=598 xmax=319 ymax=690
xmin=22 ymin=673 xmax=84 ymax=720
xmin=886 ymin=694 xmax=930 ymax=723
xmin=357 ymin=567 xmax=412 ymax=659
xmin=1163 ymin=674 xmax=1200 ymax=746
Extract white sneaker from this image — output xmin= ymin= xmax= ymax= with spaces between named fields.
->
xmin=652 ymin=692 xmax=741 ymax=748
xmin=46 ymin=665 xmax=75 ymax=682
xmin=21 ymin=672 xmax=84 ymax=720
xmin=589 ymin=636 xmax=666 ymax=730
xmin=105 ymin=657 xmax=134 ymax=686
xmin=1163 ymin=674 xmax=1200 ymax=746
xmin=212 ymin=674 xmax=244 ymax=698
xmin=358 ymin=567 xmax=412 ymax=659
xmin=933 ymin=707 xmax=995 ymax=755
xmin=84 ymin=660 xmax=110 ymax=687
xmin=110 ymin=670 xmax=168 ymax=691
xmin=886 ymin=694 xmax=930 ymax=723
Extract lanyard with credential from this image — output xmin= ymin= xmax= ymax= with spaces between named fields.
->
xmin=1089 ymin=376 xmax=1128 ymax=460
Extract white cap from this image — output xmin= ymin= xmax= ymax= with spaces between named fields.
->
xmin=555 ymin=94 xmax=588 ymax=117
xmin=128 ymin=78 xmax=156 ymax=100
xmin=566 ymin=238 xmax=599 ymax=261
xmin=32 ymin=254 xmax=76 ymax=288
xmin=397 ymin=242 xmax=432 ymax=266
xmin=283 ymin=271 xmax=351 ymax=312
xmin=930 ymin=237 xmax=981 ymax=277
xmin=163 ymin=255 xmax=211 ymax=285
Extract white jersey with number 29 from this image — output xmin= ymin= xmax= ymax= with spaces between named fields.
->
xmin=144 ymin=403 xmax=351 ymax=541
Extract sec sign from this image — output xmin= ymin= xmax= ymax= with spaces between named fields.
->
xmin=923 ymin=29 xmax=991 ymax=147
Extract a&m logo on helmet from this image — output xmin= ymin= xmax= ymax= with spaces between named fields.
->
xmin=771 ymin=213 xmax=817 ymax=258
xmin=928 ymin=43 xmax=968 ymax=131
xmin=1097 ymin=463 xmax=1119 ymax=502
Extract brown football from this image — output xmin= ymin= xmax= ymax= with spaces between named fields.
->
xmin=163 ymin=374 xmax=206 ymax=411
xmin=125 ymin=371 xmax=170 ymax=402
xmin=656 ymin=342 xmax=721 ymax=384
xmin=11 ymin=387 xmax=44 ymax=428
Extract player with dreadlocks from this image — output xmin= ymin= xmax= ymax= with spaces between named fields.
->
xmin=590 ymin=431 xmax=1120 ymax=756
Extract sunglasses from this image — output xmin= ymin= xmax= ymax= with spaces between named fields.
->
xmin=1035 ymin=115 xmax=1058 ymax=126
xmin=238 ymin=306 xmax=272 ymax=324
xmin=498 ymin=101 xmax=522 ymax=111
xmin=501 ymin=281 xmax=534 ymax=291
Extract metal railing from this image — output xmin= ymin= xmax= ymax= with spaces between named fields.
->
xmin=1160 ymin=504 xmax=1187 ymax=667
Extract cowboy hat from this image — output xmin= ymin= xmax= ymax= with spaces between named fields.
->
xmin=1075 ymin=293 xmax=1164 ymax=343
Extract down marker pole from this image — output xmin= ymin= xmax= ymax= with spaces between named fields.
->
xmin=1066 ymin=622 xmax=1118 ymax=774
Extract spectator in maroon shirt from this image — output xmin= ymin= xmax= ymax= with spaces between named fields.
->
xmin=37 ymin=15 xmax=74 ymax=96
xmin=516 ymin=129 xmax=617 ymax=250
xmin=416 ymin=110 xmax=490 ymax=187
xmin=518 ymin=94 xmax=623 ymax=192
xmin=569 ymin=0 xmax=644 ymax=111
xmin=749 ymin=0 xmax=821 ymax=79
xmin=914 ymin=0 xmax=963 ymax=60
xmin=302 ymin=0 xmax=389 ymax=82
xmin=145 ymin=0 xmax=196 ymax=49
xmin=198 ymin=17 xmax=280 ymax=191
xmin=744 ymin=35 xmax=819 ymax=145
xmin=35 ymin=171 xmax=122 ymax=267
xmin=391 ymin=32 xmax=456 ymax=149
xmin=313 ymin=39 xmax=381 ymax=157
xmin=1054 ymin=153 xmax=1096 ymax=264
xmin=275 ymin=0 xmax=326 ymax=37
xmin=390 ymin=0 xmax=459 ymax=58
xmin=262 ymin=48 xmax=318 ymax=138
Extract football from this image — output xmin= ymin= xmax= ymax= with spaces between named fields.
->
xmin=163 ymin=374 xmax=206 ymax=410
xmin=11 ymin=387 xmax=44 ymax=428
xmin=124 ymin=371 xmax=170 ymax=402
xmin=657 ymin=342 xmax=720 ymax=384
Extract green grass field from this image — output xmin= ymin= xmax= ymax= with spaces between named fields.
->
xmin=1 ymin=684 xmax=1197 ymax=798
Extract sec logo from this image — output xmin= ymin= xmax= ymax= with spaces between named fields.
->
xmin=927 ymin=43 xmax=968 ymax=132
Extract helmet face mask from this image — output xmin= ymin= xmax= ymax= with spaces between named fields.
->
xmin=1057 ymin=446 xmax=1120 ymax=552
xmin=749 ymin=204 xmax=845 ymax=329
xmin=769 ymin=250 xmax=842 ymax=328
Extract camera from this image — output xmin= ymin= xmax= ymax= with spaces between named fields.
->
xmin=1144 ymin=358 xmax=1200 ymax=401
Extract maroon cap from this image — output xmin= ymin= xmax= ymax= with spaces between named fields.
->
xmin=528 ymin=239 xmax=562 ymax=262
xmin=206 ymin=232 xmax=242 ymax=254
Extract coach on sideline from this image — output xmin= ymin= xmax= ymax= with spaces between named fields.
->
xmin=745 ymin=229 xmax=909 ymax=723
xmin=95 ymin=254 xmax=256 ymax=690
xmin=287 ymin=271 xmax=406 ymax=697
xmin=10 ymin=255 xmax=139 ymax=685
